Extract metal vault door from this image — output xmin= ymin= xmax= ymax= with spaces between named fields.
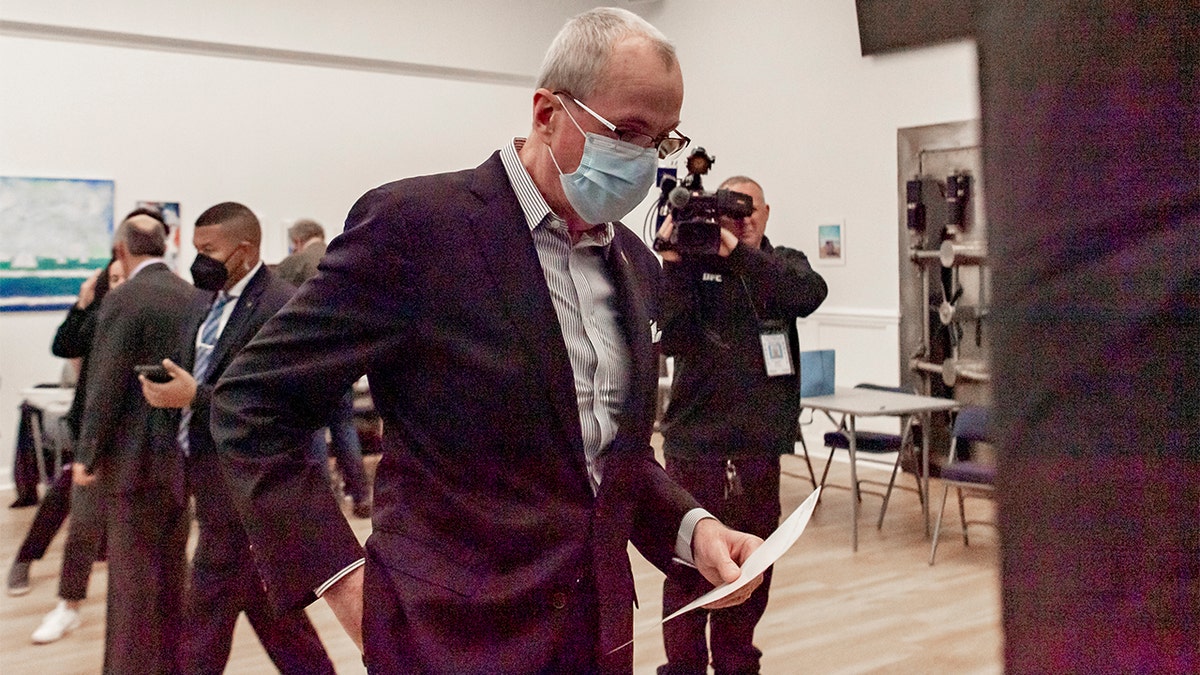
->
xmin=897 ymin=120 xmax=992 ymax=461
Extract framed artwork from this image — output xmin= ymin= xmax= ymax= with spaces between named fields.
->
xmin=817 ymin=222 xmax=845 ymax=265
xmin=0 ymin=176 xmax=115 ymax=312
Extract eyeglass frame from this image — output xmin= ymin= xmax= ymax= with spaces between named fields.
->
xmin=553 ymin=91 xmax=690 ymax=160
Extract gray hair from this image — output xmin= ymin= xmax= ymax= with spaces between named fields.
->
xmin=536 ymin=7 xmax=676 ymax=100
xmin=287 ymin=218 xmax=325 ymax=244
xmin=115 ymin=215 xmax=167 ymax=256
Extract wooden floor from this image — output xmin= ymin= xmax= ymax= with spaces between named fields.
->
xmin=0 ymin=442 xmax=1001 ymax=674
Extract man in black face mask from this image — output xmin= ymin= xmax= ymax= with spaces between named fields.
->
xmin=140 ymin=202 xmax=334 ymax=674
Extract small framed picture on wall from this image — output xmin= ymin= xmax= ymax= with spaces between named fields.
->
xmin=817 ymin=222 xmax=845 ymax=265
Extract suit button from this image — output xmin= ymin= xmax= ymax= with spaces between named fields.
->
xmin=551 ymin=591 xmax=567 ymax=609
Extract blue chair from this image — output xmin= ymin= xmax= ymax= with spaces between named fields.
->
xmin=818 ymin=383 xmax=924 ymax=528
xmin=929 ymin=405 xmax=995 ymax=564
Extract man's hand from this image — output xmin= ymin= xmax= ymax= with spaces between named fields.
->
xmin=715 ymin=216 xmax=744 ymax=256
xmin=76 ymin=269 xmax=101 ymax=309
xmin=654 ymin=215 xmax=683 ymax=263
xmin=323 ymin=566 xmax=365 ymax=651
xmin=654 ymin=215 xmax=740 ymax=262
xmin=71 ymin=462 xmax=96 ymax=487
xmin=139 ymin=359 xmax=197 ymax=409
xmin=692 ymin=517 xmax=764 ymax=609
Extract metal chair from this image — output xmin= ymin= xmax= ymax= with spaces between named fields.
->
xmin=929 ymin=405 xmax=995 ymax=564
xmin=786 ymin=409 xmax=820 ymax=489
xmin=818 ymin=383 xmax=924 ymax=528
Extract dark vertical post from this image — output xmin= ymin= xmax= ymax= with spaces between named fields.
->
xmin=977 ymin=1 xmax=1200 ymax=670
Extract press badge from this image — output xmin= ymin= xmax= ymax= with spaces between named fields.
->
xmin=760 ymin=327 xmax=794 ymax=377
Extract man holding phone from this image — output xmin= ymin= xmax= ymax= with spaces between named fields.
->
xmin=139 ymin=202 xmax=334 ymax=674
xmin=72 ymin=213 xmax=198 ymax=673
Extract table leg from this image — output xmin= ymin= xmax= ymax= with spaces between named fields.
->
xmin=849 ymin=415 xmax=859 ymax=552
xmin=921 ymin=411 xmax=931 ymax=536
xmin=877 ymin=415 xmax=914 ymax=530
xmin=30 ymin=412 xmax=49 ymax=486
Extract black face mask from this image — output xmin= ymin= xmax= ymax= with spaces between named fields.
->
xmin=190 ymin=253 xmax=229 ymax=292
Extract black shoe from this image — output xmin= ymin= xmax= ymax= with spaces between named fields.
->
xmin=7 ymin=560 xmax=31 ymax=596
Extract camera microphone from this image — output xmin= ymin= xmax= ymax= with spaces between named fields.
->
xmin=668 ymin=186 xmax=692 ymax=209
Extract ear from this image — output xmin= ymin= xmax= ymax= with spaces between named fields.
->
xmin=530 ymin=88 xmax=559 ymax=144
xmin=239 ymin=241 xmax=256 ymax=269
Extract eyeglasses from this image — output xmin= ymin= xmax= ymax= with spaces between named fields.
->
xmin=555 ymin=91 xmax=690 ymax=159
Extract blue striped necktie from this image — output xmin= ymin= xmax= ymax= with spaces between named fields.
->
xmin=178 ymin=291 xmax=233 ymax=454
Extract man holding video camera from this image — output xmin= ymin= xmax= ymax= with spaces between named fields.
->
xmin=656 ymin=175 xmax=828 ymax=675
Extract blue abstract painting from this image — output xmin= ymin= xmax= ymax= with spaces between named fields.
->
xmin=0 ymin=176 xmax=115 ymax=312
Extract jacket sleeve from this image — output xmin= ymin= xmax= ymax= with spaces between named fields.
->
xmin=725 ymin=244 xmax=828 ymax=320
xmin=75 ymin=294 xmax=139 ymax=469
xmin=659 ymin=259 xmax=705 ymax=357
xmin=211 ymin=187 xmax=412 ymax=613
xmin=51 ymin=305 xmax=97 ymax=359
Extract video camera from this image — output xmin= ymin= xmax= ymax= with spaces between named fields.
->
xmin=654 ymin=147 xmax=754 ymax=256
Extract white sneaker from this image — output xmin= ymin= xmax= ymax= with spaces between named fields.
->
xmin=31 ymin=601 xmax=80 ymax=644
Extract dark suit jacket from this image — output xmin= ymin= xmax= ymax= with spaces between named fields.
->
xmin=77 ymin=261 xmax=199 ymax=499
xmin=180 ymin=265 xmax=295 ymax=458
xmin=273 ymin=239 xmax=325 ymax=287
xmin=213 ymin=152 xmax=701 ymax=673
xmin=51 ymin=301 xmax=100 ymax=441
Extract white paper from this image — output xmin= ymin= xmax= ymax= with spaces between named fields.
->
xmin=663 ymin=485 xmax=821 ymax=621
xmin=610 ymin=486 xmax=821 ymax=654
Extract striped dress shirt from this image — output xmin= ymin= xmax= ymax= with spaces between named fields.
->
xmin=501 ymin=139 xmax=630 ymax=494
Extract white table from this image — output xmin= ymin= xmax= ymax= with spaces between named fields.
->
xmin=802 ymin=386 xmax=962 ymax=551
xmin=19 ymin=387 xmax=75 ymax=485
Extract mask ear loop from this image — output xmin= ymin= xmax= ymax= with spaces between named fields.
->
xmin=548 ymin=94 xmax=590 ymax=175
xmin=554 ymin=94 xmax=590 ymax=137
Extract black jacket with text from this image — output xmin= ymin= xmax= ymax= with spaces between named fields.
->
xmin=660 ymin=237 xmax=828 ymax=458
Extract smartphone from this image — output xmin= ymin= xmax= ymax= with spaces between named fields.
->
xmin=133 ymin=363 xmax=172 ymax=383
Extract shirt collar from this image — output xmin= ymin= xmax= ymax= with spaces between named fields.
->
xmin=500 ymin=138 xmax=615 ymax=248
xmin=127 ymin=257 xmax=165 ymax=280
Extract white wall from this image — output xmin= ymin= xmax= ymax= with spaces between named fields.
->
xmin=0 ymin=1 xmax=979 ymax=484
xmin=645 ymin=1 xmax=978 ymax=393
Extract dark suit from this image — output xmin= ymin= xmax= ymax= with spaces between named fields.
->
xmin=76 ymin=261 xmax=197 ymax=674
xmin=177 ymin=265 xmax=334 ymax=674
xmin=213 ymin=152 xmax=701 ymax=673
xmin=274 ymin=239 xmax=325 ymax=288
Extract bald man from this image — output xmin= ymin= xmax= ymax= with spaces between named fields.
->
xmin=73 ymin=213 xmax=200 ymax=673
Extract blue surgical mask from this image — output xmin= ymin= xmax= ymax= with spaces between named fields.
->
xmin=549 ymin=99 xmax=659 ymax=225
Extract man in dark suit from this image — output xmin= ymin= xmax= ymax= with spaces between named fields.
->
xmin=275 ymin=217 xmax=326 ymax=285
xmin=139 ymin=202 xmax=335 ymax=674
xmin=213 ymin=8 xmax=764 ymax=673
xmin=73 ymin=214 xmax=198 ymax=673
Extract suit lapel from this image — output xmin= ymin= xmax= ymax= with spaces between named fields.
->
xmin=468 ymin=155 xmax=585 ymax=459
xmin=605 ymin=234 xmax=656 ymax=444
xmin=207 ymin=267 xmax=269 ymax=377
xmin=181 ymin=294 xmax=210 ymax=372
